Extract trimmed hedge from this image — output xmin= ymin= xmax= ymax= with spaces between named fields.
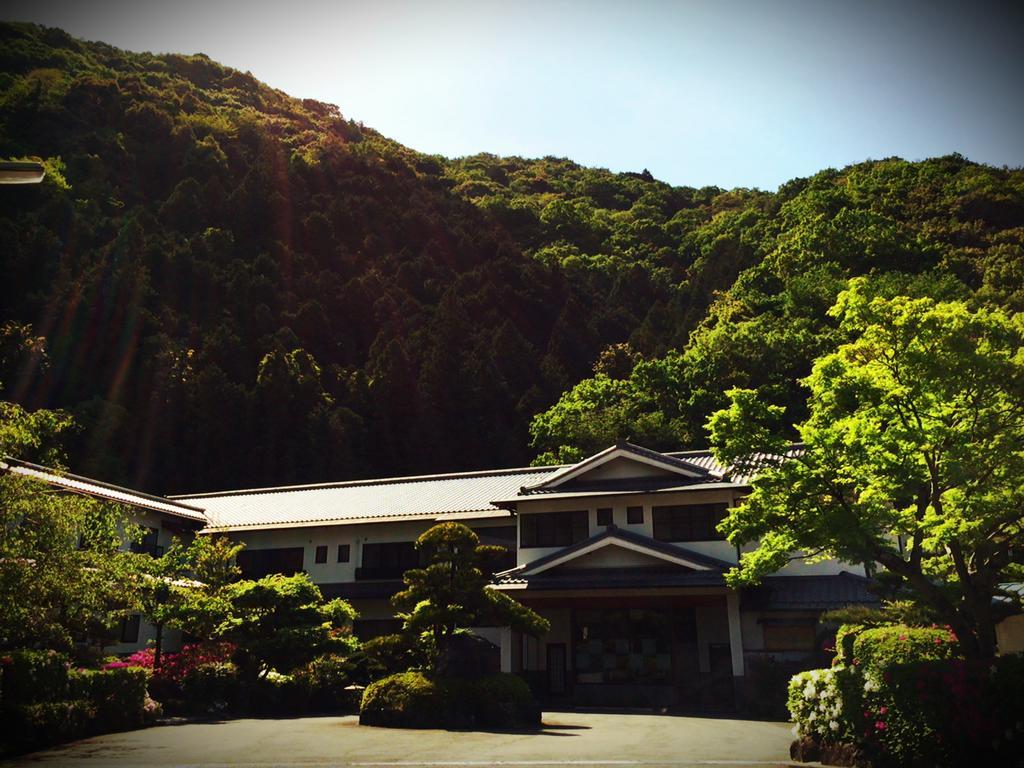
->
xmin=69 ymin=667 xmax=149 ymax=731
xmin=1 ymin=660 xmax=149 ymax=756
xmin=0 ymin=649 xmax=70 ymax=707
xmin=359 ymin=672 xmax=539 ymax=730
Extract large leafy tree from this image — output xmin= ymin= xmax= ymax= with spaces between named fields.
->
xmin=0 ymin=399 xmax=143 ymax=651
xmin=136 ymin=534 xmax=244 ymax=667
xmin=217 ymin=573 xmax=357 ymax=683
xmin=709 ymin=278 xmax=1024 ymax=659
xmin=392 ymin=523 xmax=549 ymax=673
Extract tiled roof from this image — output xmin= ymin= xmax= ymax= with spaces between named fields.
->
xmin=1 ymin=458 xmax=208 ymax=522
xmin=663 ymin=445 xmax=805 ymax=486
xmin=174 ymin=466 xmax=556 ymax=531
xmin=743 ymin=572 xmax=878 ymax=611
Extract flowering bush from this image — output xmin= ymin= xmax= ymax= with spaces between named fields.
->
xmin=126 ymin=641 xmax=235 ymax=696
xmin=790 ymin=624 xmax=1024 ymax=767
xmin=787 ymin=667 xmax=853 ymax=743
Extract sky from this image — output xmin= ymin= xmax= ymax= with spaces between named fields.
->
xmin=4 ymin=0 xmax=1023 ymax=190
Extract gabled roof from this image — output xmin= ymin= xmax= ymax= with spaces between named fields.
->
xmin=175 ymin=465 xmax=556 ymax=531
xmin=520 ymin=441 xmax=715 ymax=494
xmin=493 ymin=526 xmax=733 ymax=589
xmin=1 ymin=457 xmax=208 ymax=522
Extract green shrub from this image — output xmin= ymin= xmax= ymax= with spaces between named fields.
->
xmin=471 ymin=673 xmax=538 ymax=728
xmin=293 ymin=653 xmax=357 ymax=712
xmin=852 ymin=625 xmax=960 ymax=673
xmin=359 ymin=671 xmax=446 ymax=728
xmin=789 ymin=625 xmax=1024 ymax=768
xmin=787 ymin=667 xmax=855 ymax=744
xmin=179 ymin=662 xmax=240 ymax=714
xmin=359 ymin=672 xmax=540 ymax=729
xmin=69 ymin=667 xmax=148 ymax=731
xmin=0 ymin=650 xmax=70 ymax=708
xmin=3 ymin=699 xmax=95 ymax=754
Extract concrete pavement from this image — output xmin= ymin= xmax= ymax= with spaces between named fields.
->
xmin=1 ymin=712 xmax=798 ymax=768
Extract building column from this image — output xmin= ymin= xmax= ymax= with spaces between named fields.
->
xmin=500 ymin=626 xmax=513 ymax=673
xmin=726 ymin=589 xmax=746 ymax=711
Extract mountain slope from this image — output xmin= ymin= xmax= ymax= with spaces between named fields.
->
xmin=1 ymin=23 xmax=1022 ymax=492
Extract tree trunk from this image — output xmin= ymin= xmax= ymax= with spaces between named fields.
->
xmin=154 ymin=622 xmax=164 ymax=669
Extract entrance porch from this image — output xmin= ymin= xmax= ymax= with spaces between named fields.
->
xmin=500 ymin=589 xmax=744 ymax=712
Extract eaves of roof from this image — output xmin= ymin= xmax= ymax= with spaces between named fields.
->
xmin=1 ymin=457 xmax=208 ymax=523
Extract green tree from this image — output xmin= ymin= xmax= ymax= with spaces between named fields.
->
xmin=708 ymin=279 xmax=1024 ymax=659
xmin=136 ymin=534 xmax=243 ymax=667
xmin=217 ymin=573 xmax=357 ymax=683
xmin=0 ymin=400 xmax=142 ymax=651
xmin=391 ymin=523 xmax=549 ymax=674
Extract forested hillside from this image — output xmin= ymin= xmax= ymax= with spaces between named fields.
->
xmin=2 ymin=23 xmax=1022 ymax=492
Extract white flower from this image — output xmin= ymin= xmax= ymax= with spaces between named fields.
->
xmin=810 ymin=670 xmax=821 ymax=682
xmin=791 ymin=725 xmax=800 ymax=737
xmin=804 ymin=683 xmax=817 ymax=700
xmin=808 ymin=711 xmax=817 ymax=722
xmin=830 ymin=720 xmax=839 ymax=731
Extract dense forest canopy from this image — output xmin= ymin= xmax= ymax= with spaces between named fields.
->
xmin=1 ymin=23 xmax=1022 ymax=493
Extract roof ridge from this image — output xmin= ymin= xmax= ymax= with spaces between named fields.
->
xmin=173 ymin=463 xmax=564 ymax=500
xmin=2 ymin=457 xmax=207 ymax=513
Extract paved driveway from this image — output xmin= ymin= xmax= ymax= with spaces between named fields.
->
xmin=1 ymin=712 xmax=797 ymax=768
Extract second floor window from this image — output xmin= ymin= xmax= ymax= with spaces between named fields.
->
xmin=357 ymin=542 xmax=420 ymax=579
xmin=651 ymin=503 xmax=729 ymax=542
xmin=520 ymin=510 xmax=588 ymax=548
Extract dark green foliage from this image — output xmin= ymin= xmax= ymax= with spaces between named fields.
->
xmin=178 ymin=661 xmax=240 ymax=713
xmin=3 ymin=23 xmax=1023 ymax=491
xmin=0 ymin=649 xmax=70 ymax=706
xmin=471 ymin=673 xmax=539 ymax=728
xmin=3 ymin=699 xmax=95 ymax=755
xmin=68 ymin=667 xmax=148 ymax=731
xmin=0 ymin=657 xmax=148 ymax=756
xmin=359 ymin=671 xmax=446 ymax=728
xmin=359 ymin=671 xmax=538 ymax=729
xmin=788 ymin=626 xmax=1024 ymax=768
xmin=392 ymin=523 xmax=548 ymax=674
xmin=292 ymin=653 xmax=358 ymax=712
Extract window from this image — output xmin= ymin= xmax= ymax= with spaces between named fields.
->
xmin=520 ymin=510 xmax=589 ymax=548
xmin=626 ymin=506 xmax=644 ymax=525
xmin=130 ymin=526 xmax=161 ymax=556
xmin=357 ymin=542 xmax=420 ymax=580
xmin=337 ymin=544 xmax=350 ymax=563
xmin=596 ymin=508 xmax=613 ymax=527
xmin=315 ymin=545 xmax=328 ymax=564
xmin=120 ymin=614 xmax=141 ymax=643
xmin=236 ymin=547 xmax=305 ymax=579
xmin=651 ymin=503 xmax=728 ymax=542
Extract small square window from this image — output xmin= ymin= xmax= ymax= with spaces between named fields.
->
xmin=596 ymin=508 xmax=613 ymax=526
xmin=337 ymin=544 xmax=350 ymax=563
xmin=315 ymin=545 xmax=328 ymax=564
xmin=627 ymin=506 xmax=644 ymax=524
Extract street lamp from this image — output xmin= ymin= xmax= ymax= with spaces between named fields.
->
xmin=0 ymin=161 xmax=45 ymax=184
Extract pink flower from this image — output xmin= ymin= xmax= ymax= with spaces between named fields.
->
xmin=899 ymin=634 xmax=908 ymax=641
xmin=879 ymin=706 xmax=888 ymax=715
xmin=875 ymin=721 xmax=887 ymax=731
